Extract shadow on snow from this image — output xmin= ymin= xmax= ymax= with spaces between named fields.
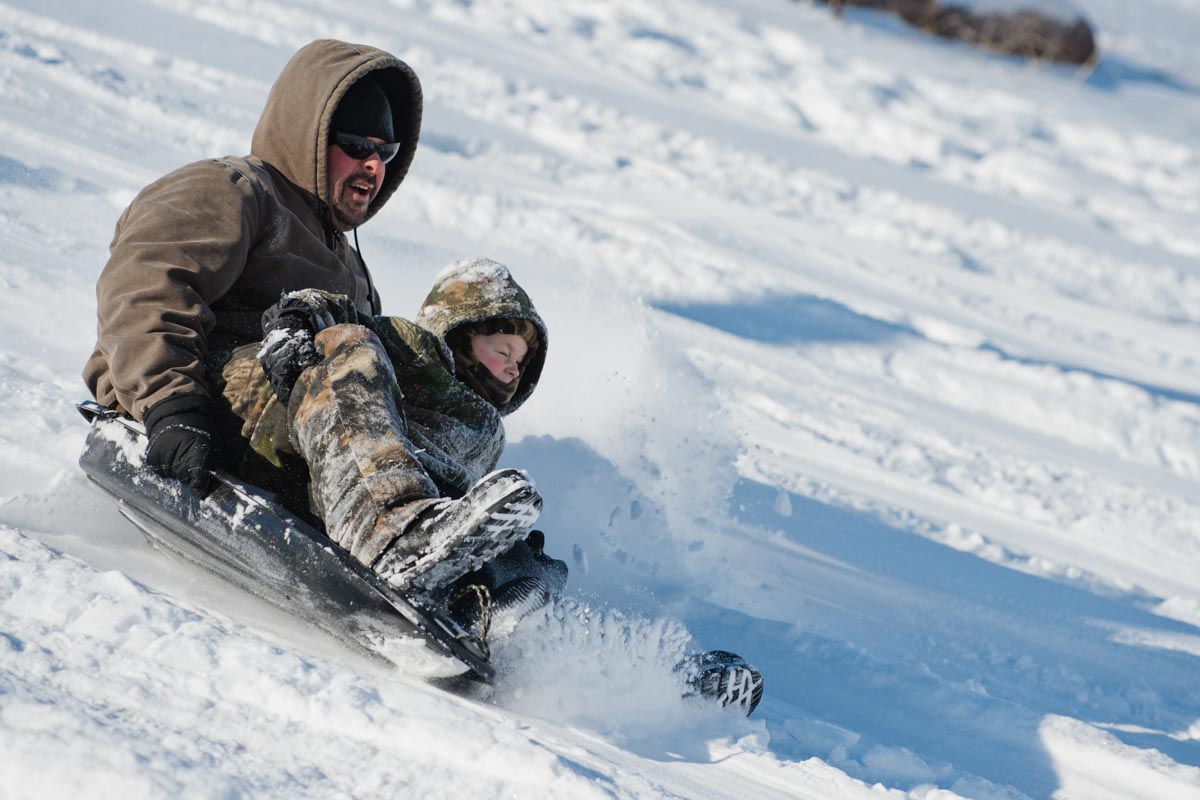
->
xmin=980 ymin=343 xmax=1200 ymax=407
xmin=654 ymin=294 xmax=916 ymax=347
xmin=658 ymin=295 xmax=1200 ymax=406
xmin=1083 ymin=55 xmax=1199 ymax=96
xmin=714 ymin=478 xmax=1200 ymax=795
xmin=0 ymin=154 xmax=99 ymax=193
xmin=507 ymin=432 xmax=1200 ymax=794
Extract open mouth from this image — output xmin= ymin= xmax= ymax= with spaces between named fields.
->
xmin=348 ymin=179 xmax=374 ymax=201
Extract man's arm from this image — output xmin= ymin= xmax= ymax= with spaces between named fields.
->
xmin=89 ymin=159 xmax=259 ymax=421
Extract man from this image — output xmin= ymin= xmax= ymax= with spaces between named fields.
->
xmin=84 ymin=39 xmax=544 ymax=593
xmin=84 ymin=39 xmax=419 ymax=483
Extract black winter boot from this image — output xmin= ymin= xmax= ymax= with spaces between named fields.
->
xmin=448 ymin=575 xmax=553 ymax=632
xmin=678 ymin=650 xmax=764 ymax=716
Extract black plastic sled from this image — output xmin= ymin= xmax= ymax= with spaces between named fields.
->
xmin=76 ymin=400 xmax=494 ymax=682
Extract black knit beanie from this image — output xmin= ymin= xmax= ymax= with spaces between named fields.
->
xmin=332 ymin=76 xmax=394 ymax=141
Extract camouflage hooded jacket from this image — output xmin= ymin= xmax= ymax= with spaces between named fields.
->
xmin=275 ymin=258 xmax=548 ymax=498
xmin=83 ymin=39 xmax=423 ymax=422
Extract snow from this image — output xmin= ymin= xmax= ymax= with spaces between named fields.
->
xmin=1 ymin=0 xmax=1198 ymax=797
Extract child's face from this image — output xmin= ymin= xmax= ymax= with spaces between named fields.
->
xmin=471 ymin=332 xmax=529 ymax=384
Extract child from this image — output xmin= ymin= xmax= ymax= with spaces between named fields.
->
xmin=218 ymin=259 xmax=759 ymax=713
xmin=216 ymin=258 xmax=563 ymax=600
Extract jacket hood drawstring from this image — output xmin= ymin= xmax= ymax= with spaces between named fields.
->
xmin=352 ymin=227 xmax=381 ymax=315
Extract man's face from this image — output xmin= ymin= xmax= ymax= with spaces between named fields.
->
xmin=326 ymin=138 xmax=386 ymax=231
xmin=471 ymin=332 xmax=529 ymax=385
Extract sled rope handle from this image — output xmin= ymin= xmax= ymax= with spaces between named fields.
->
xmin=451 ymin=584 xmax=492 ymax=660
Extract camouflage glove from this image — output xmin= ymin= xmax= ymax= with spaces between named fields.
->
xmin=259 ymin=299 xmax=321 ymax=404
xmin=144 ymin=394 xmax=215 ymax=497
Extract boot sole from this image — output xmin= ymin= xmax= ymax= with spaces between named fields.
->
xmin=682 ymin=650 xmax=765 ymax=716
xmin=704 ymin=663 xmax=764 ymax=716
xmin=394 ymin=470 xmax=543 ymax=593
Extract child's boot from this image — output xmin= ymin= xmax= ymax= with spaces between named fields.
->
xmin=374 ymin=468 xmax=542 ymax=593
xmin=677 ymin=650 xmax=765 ymax=716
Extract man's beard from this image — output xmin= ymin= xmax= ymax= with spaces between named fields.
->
xmin=331 ymin=171 xmax=375 ymax=230
xmin=332 ymin=199 xmax=367 ymax=230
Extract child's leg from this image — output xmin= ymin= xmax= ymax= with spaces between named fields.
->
xmin=289 ymin=323 xmax=442 ymax=566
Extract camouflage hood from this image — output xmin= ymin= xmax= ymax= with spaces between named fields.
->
xmin=415 ymin=258 xmax=548 ymax=414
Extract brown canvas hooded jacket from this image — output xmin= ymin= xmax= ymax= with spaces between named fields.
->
xmin=83 ymin=39 xmax=422 ymax=421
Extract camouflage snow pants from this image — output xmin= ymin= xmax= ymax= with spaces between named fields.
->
xmin=213 ymin=324 xmax=441 ymax=568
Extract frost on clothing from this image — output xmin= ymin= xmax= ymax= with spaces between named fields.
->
xmin=416 ymin=257 xmax=548 ymax=415
xmin=290 ymin=324 xmax=443 ymax=566
xmin=217 ymin=259 xmax=547 ymax=567
xmin=83 ymin=39 xmax=423 ymax=421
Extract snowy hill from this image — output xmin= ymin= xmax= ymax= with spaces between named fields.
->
xmin=1 ymin=0 xmax=1198 ymax=798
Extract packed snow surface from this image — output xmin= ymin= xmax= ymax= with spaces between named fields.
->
xmin=1 ymin=0 xmax=1198 ymax=798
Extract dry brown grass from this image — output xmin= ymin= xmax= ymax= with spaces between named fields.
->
xmin=822 ymin=0 xmax=1097 ymax=65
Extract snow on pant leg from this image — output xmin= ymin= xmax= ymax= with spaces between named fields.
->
xmin=289 ymin=324 xmax=441 ymax=567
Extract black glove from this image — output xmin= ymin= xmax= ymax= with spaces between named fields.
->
xmin=144 ymin=395 xmax=215 ymax=497
xmin=259 ymin=304 xmax=320 ymax=404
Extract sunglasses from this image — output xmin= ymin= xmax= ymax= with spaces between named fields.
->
xmin=334 ymin=132 xmax=401 ymax=164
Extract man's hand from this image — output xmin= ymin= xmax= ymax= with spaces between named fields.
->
xmin=144 ymin=395 xmax=215 ymax=497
